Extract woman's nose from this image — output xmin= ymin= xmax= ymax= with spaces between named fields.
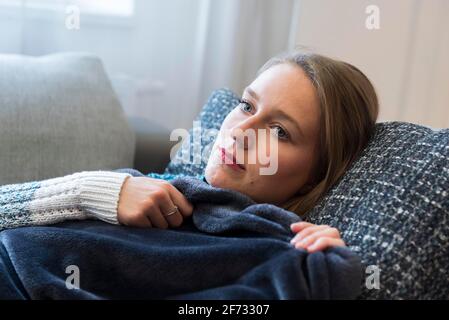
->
xmin=231 ymin=121 xmax=258 ymax=150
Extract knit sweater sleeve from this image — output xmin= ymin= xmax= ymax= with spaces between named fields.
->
xmin=0 ymin=171 xmax=132 ymax=231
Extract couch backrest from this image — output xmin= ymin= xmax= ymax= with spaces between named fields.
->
xmin=0 ymin=52 xmax=135 ymax=184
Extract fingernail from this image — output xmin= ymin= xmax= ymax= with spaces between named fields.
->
xmin=297 ymin=241 xmax=306 ymax=248
xmin=296 ymin=237 xmax=305 ymax=243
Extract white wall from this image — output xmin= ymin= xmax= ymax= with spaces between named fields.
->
xmin=290 ymin=0 xmax=449 ymax=129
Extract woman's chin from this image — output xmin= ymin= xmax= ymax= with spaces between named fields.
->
xmin=205 ymin=165 xmax=237 ymax=189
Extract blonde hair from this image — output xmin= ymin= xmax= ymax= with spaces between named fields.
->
xmin=257 ymin=51 xmax=379 ymax=218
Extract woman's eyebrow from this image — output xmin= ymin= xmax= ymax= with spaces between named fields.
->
xmin=273 ymin=109 xmax=304 ymax=138
xmin=244 ymin=87 xmax=259 ymax=100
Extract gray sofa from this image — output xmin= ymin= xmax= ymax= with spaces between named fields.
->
xmin=1 ymin=52 xmax=447 ymax=299
xmin=0 ymin=52 xmax=173 ymax=185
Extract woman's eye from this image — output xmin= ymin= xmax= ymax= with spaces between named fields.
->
xmin=237 ymin=99 xmax=289 ymax=141
xmin=272 ymin=126 xmax=289 ymax=140
xmin=238 ymin=99 xmax=253 ymax=113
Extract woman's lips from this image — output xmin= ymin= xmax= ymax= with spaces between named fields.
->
xmin=220 ymin=147 xmax=245 ymax=171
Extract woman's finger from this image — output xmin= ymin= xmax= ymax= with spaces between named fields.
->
xmin=306 ymin=237 xmax=346 ymax=253
xmin=124 ymin=210 xmax=153 ymax=228
xmin=152 ymin=187 xmax=184 ymax=228
xmin=161 ymin=205 xmax=184 ymax=228
xmin=145 ymin=217 xmax=152 ymax=228
xmin=290 ymin=225 xmax=329 ymax=244
xmin=164 ymin=183 xmax=194 ymax=218
xmin=292 ymin=227 xmax=340 ymax=248
xmin=145 ymin=199 xmax=169 ymax=229
xmin=290 ymin=221 xmax=314 ymax=233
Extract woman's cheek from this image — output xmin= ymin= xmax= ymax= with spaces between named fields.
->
xmin=278 ymin=151 xmax=308 ymax=177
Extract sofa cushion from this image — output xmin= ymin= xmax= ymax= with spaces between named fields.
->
xmin=165 ymin=88 xmax=449 ymax=299
xmin=0 ymin=52 xmax=135 ymax=184
xmin=307 ymin=122 xmax=448 ymax=299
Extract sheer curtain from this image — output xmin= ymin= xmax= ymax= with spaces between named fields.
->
xmin=0 ymin=0 xmax=297 ymax=131
xmin=197 ymin=0 xmax=297 ymax=112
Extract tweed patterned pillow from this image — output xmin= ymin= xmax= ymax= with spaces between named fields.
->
xmin=165 ymin=88 xmax=449 ymax=299
xmin=164 ymin=88 xmax=239 ymax=176
xmin=306 ymin=122 xmax=449 ymax=299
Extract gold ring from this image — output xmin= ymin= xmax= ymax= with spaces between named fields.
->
xmin=163 ymin=205 xmax=178 ymax=217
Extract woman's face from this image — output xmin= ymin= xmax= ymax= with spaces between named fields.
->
xmin=204 ymin=63 xmax=321 ymax=205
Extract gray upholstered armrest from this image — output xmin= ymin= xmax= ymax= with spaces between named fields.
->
xmin=128 ymin=116 xmax=176 ymax=175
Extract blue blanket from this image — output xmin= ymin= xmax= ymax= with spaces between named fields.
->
xmin=0 ymin=169 xmax=361 ymax=299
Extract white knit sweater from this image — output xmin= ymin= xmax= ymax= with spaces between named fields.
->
xmin=0 ymin=171 xmax=132 ymax=230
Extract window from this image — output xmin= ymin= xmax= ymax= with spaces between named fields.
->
xmin=0 ymin=0 xmax=134 ymax=17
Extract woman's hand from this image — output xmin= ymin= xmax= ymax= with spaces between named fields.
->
xmin=289 ymin=222 xmax=346 ymax=253
xmin=117 ymin=177 xmax=193 ymax=229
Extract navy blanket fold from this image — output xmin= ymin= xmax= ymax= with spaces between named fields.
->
xmin=0 ymin=169 xmax=361 ymax=299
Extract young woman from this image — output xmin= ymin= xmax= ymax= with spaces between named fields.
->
xmin=0 ymin=51 xmax=378 ymax=254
